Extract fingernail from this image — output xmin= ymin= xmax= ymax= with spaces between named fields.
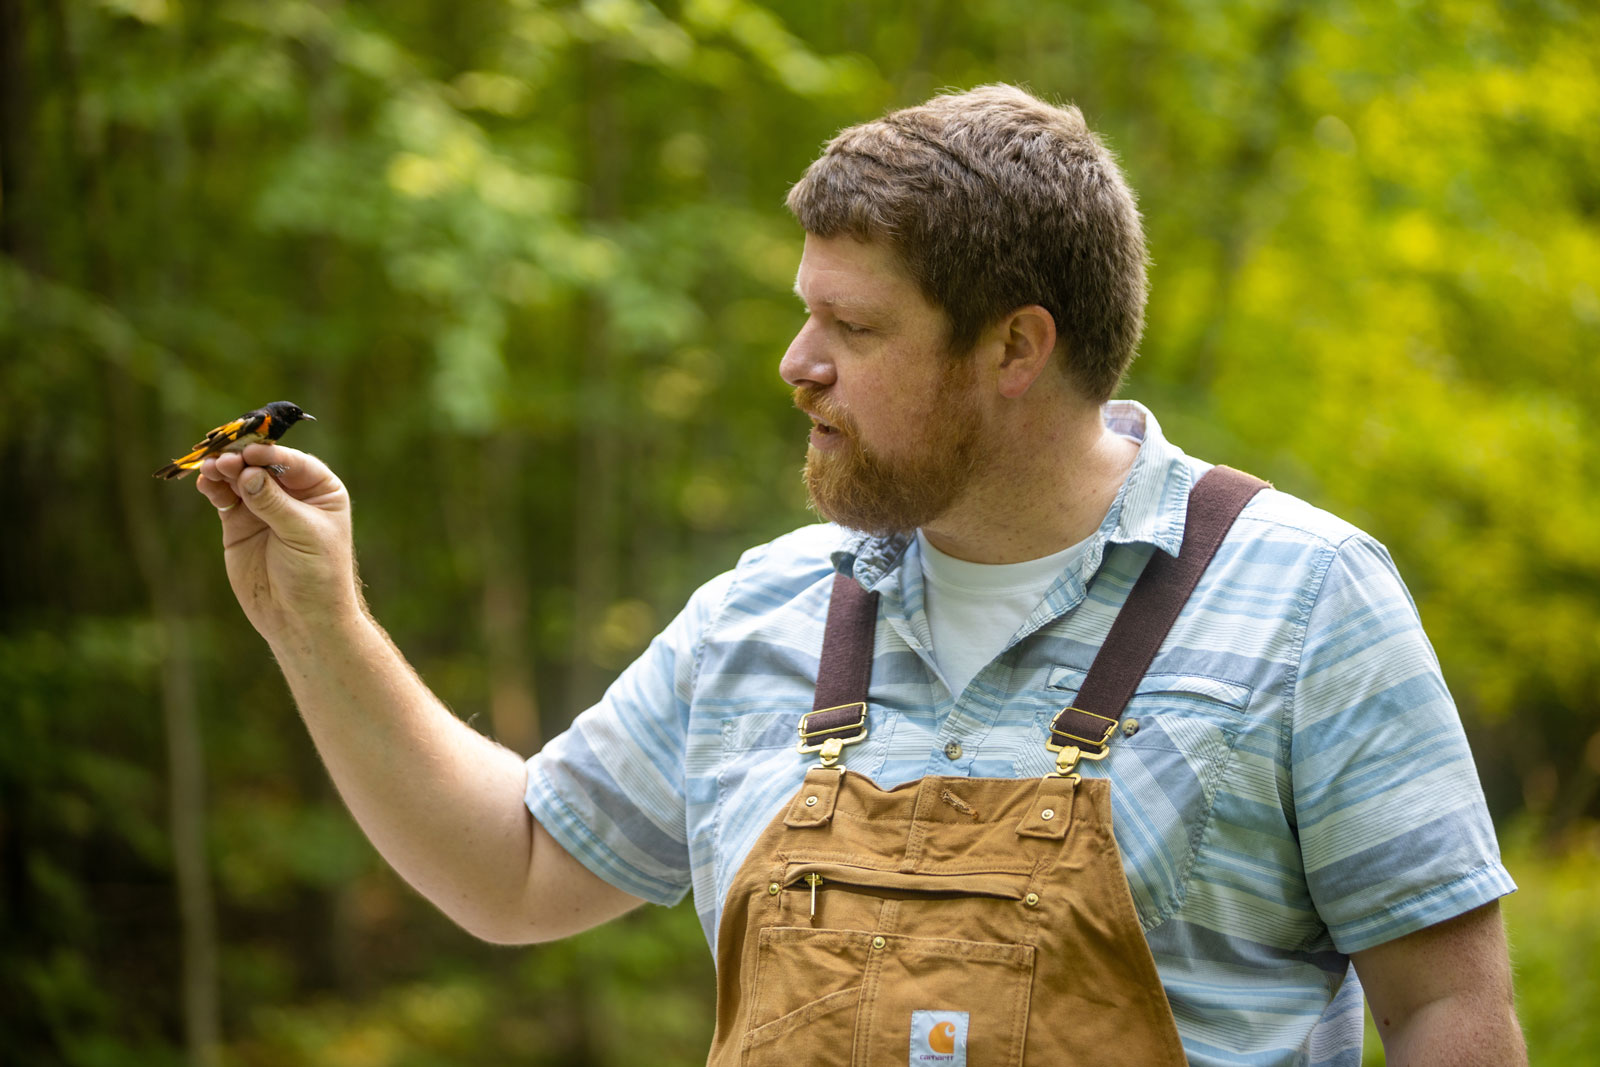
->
xmin=242 ymin=469 xmax=265 ymax=494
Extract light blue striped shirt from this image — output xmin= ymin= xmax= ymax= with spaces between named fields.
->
xmin=525 ymin=401 xmax=1514 ymax=1066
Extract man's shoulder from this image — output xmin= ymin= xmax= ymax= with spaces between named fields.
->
xmin=1207 ymin=472 xmax=1408 ymax=617
xmin=676 ymin=524 xmax=855 ymax=650
xmin=718 ymin=522 xmax=860 ymax=603
xmin=1118 ymin=408 xmax=1376 ymax=565
xmin=732 ymin=522 xmax=855 ymax=576
xmin=1230 ymin=474 xmax=1371 ymax=555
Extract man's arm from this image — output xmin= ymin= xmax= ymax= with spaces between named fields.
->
xmin=198 ymin=444 xmax=644 ymax=944
xmin=1351 ymin=900 xmax=1525 ymax=1067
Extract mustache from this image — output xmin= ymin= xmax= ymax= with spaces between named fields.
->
xmin=792 ymin=386 xmax=855 ymax=437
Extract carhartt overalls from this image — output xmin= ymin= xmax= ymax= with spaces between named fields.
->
xmin=707 ymin=468 xmax=1266 ymax=1066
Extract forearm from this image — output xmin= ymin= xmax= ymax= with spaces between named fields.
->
xmin=1377 ymin=993 xmax=1526 ymax=1067
xmin=266 ymin=608 xmax=536 ymax=942
xmin=197 ymin=447 xmax=642 ymax=942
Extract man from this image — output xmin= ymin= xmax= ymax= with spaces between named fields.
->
xmin=198 ymin=85 xmax=1524 ymax=1064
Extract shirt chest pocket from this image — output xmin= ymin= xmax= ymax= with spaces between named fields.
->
xmin=1038 ymin=667 xmax=1254 ymax=931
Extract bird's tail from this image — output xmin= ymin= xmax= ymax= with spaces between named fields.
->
xmin=152 ymin=450 xmax=205 ymax=479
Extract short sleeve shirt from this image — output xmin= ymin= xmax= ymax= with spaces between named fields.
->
xmin=524 ymin=401 xmax=1514 ymax=1067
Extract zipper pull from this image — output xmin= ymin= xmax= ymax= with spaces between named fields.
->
xmin=804 ymin=873 xmax=824 ymax=917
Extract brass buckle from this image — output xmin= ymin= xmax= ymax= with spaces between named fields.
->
xmin=797 ymin=702 xmax=869 ymax=767
xmin=1045 ymin=707 xmax=1118 ymax=778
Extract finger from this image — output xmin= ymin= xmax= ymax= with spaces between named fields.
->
xmin=195 ymin=469 xmax=241 ymax=512
xmin=238 ymin=444 xmax=336 ymax=494
xmin=212 ymin=451 xmax=246 ymax=482
xmin=199 ymin=455 xmax=233 ymax=485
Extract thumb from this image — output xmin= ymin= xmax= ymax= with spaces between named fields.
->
xmin=238 ymin=466 xmax=305 ymax=529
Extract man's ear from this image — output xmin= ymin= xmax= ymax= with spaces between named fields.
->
xmin=994 ymin=305 xmax=1058 ymax=399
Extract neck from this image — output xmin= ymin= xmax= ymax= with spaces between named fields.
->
xmin=919 ymin=396 xmax=1139 ymax=565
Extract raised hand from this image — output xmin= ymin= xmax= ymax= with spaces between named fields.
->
xmin=195 ymin=443 xmax=361 ymax=640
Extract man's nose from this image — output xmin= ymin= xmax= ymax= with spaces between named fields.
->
xmin=779 ymin=320 xmax=835 ymax=389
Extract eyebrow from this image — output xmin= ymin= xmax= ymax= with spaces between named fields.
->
xmin=792 ymin=281 xmax=876 ymax=316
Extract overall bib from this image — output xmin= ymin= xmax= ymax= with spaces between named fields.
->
xmin=707 ymin=468 xmax=1266 ymax=1067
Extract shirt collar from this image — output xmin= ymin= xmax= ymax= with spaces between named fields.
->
xmin=831 ymin=400 xmax=1196 ymax=590
xmin=1099 ymin=400 xmax=1193 ymax=558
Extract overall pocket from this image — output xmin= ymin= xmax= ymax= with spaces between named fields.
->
xmin=742 ymin=926 xmax=1033 ymax=1067
xmin=742 ymin=928 xmax=867 ymax=1066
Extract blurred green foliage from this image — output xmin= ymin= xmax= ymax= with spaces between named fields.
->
xmin=2 ymin=0 xmax=1596 ymax=1063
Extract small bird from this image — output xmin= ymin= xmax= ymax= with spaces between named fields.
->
xmin=153 ymin=401 xmax=316 ymax=480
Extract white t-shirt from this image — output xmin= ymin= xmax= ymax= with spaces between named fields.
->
xmin=915 ymin=530 xmax=1092 ymax=697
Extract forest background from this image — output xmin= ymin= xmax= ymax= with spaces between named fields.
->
xmin=2 ymin=0 xmax=1597 ymax=1064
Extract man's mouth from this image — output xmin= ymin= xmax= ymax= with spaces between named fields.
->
xmin=794 ymin=389 xmax=847 ymax=441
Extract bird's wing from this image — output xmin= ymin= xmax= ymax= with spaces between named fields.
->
xmin=191 ymin=411 xmax=265 ymax=452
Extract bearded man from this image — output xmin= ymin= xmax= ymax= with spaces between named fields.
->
xmin=199 ymin=85 xmax=1524 ymax=1066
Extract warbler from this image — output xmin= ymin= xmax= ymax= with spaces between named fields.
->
xmin=153 ymin=401 xmax=316 ymax=480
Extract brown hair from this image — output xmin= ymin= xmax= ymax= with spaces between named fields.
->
xmin=786 ymin=84 xmax=1148 ymax=402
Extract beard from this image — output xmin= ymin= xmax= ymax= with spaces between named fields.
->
xmin=795 ymin=358 xmax=985 ymax=537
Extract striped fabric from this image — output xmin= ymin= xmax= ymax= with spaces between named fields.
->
xmin=525 ymin=401 xmax=1514 ymax=1066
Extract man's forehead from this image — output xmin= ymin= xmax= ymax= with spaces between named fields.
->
xmin=792 ymin=233 xmax=922 ymax=311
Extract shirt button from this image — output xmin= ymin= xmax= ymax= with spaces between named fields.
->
xmin=943 ymin=740 xmax=963 ymax=761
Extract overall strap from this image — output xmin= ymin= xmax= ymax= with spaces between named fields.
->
xmin=800 ymin=465 xmax=1269 ymax=769
xmin=797 ymin=572 xmax=878 ymax=765
xmin=1047 ymin=466 xmax=1269 ymax=769
xmin=812 ymin=571 xmax=879 ymax=712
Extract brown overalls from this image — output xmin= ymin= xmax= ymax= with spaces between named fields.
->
xmin=706 ymin=468 xmax=1266 ymax=1067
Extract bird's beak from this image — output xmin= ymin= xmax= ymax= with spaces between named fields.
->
xmin=302 ymin=413 xmax=316 ymax=421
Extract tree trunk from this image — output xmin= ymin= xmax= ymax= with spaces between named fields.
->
xmin=481 ymin=430 xmax=542 ymax=755
xmin=46 ymin=0 xmax=224 ymax=1057
xmin=567 ymin=44 xmax=625 ymax=711
xmin=0 ymin=0 xmax=33 ymax=265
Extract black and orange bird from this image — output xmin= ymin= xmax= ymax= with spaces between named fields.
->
xmin=153 ymin=401 xmax=316 ymax=480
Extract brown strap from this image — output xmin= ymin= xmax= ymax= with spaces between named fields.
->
xmin=811 ymin=571 xmax=880 ymax=712
xmin=810 ymin=466 xmax=1268 ymax=748
xmin=1050 ymin=465 xmax=1269 ymax=749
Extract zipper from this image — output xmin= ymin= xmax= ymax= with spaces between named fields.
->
xmin=782 ymin=861 xmax=1032 ymax=918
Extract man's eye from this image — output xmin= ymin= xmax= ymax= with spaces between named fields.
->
xmin=838 ymin=321 xmax=869 ymax=335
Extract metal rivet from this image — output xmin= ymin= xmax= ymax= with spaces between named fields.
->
xmin=804 ymin=795 xmax=818 ymax=807
xmin=768 ymin=882 xmax=780 ymax=895
xmin=1122 ymin=718 xmax=1140 ymax=737
xmin=943 ymin=740 xmax=963 ymax=761
xmin=1040 ymin=808 xmax=1055 ymax=821
xmin=871 ymin=936 xmax=886 ymax=950
xmin=1025 ymin=893 xmax=1040 ymax=907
